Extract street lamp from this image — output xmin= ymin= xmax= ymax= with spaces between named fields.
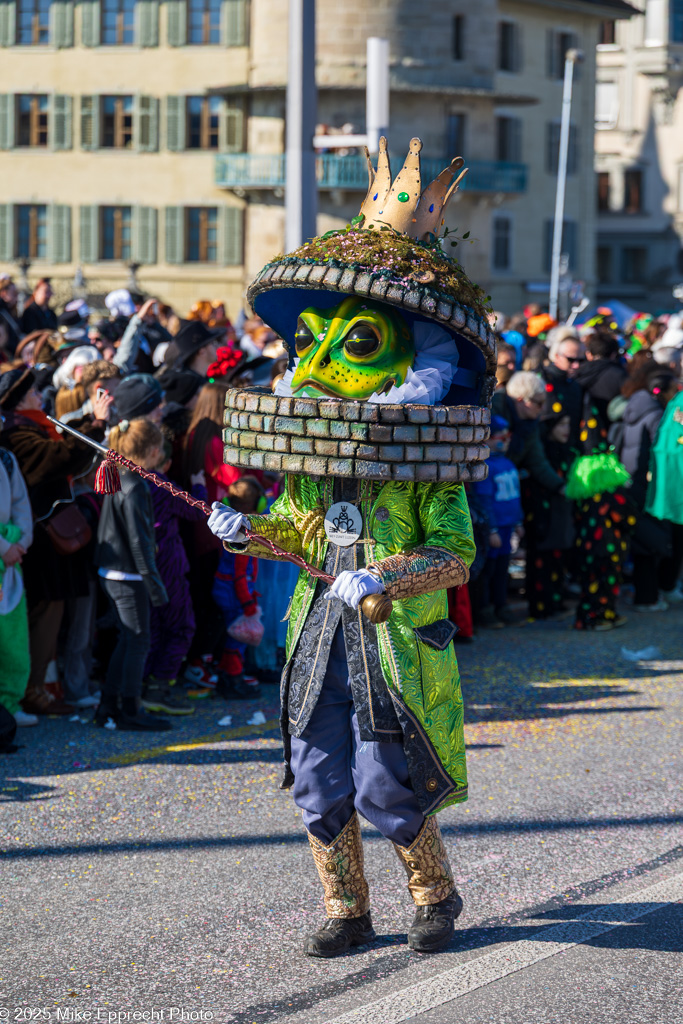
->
xmin=549 ymin=48 xmax=584 ymax=322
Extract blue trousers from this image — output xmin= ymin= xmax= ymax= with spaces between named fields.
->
xmin=290 ymin=625 xmax=425 ymax=847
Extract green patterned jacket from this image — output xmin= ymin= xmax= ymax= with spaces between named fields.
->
xmin=233 ymin=475 xmax=475 ymax=814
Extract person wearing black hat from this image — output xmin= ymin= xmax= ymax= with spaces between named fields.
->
xmin=0 ymin=366 xmax=107 ymax=716
xmin=173 ymin=320 xmax=224 ymax=377
xmin=114 ymin=372 xmax=164 ymax=425
xmin=57 ymin=304 xmax=89 ymax=333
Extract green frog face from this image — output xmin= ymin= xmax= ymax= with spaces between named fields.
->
xmin=289 ymin=297 xmax=414 ymax=400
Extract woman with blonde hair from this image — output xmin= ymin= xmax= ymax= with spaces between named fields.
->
xmin=95 ymin=418 xmax=171 ymax=731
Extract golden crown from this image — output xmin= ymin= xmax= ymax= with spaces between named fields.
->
xmin=359 ymin=137 xmax=468 ymax=241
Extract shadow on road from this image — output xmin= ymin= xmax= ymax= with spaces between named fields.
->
xmin=2 ymin=813 xmax=681 ymax=855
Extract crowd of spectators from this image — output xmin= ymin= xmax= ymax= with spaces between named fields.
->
xmin=1 ymin=279 xmax=682 ymax=747
xmin=0 ymin=275 xmax=290 ymax=743
xmin=462 ymin=305 xmax=683 ymax=635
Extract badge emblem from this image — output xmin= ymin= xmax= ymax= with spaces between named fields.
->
xmin=324 ymin=502 xmax=363 ymax=547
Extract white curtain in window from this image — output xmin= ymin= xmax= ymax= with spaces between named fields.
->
xmin=595 ymin=81 xmax=619 ymax=129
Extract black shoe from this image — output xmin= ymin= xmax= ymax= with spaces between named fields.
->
xmin=476 ymin=606 xmax=502 ymax=629
xmin=216 ymin=672 xmax=261 ymax=701
xmin=142 ymin=679 xmax=195 ymax=716
xmin=495 ymin=606 xmax=516 ymax=626
xmin=94 ymin=696 xmax=119 ymax=729
xmin=304 ymin=912 xmax=375 ymax=958
xmin=408 ymin=891 xmax=463 ymax=953
xmin=116 ymin=708 xmax=173 ymax=732
xmin=117 ymin=698 xmax=173 ymax=732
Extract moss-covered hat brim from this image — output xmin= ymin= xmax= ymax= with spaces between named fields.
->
xmin=246 ymin=230 xmax=497 ymax=407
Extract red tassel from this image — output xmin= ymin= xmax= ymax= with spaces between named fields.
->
xmin=95 ymin=458 xmax=121 ymax=495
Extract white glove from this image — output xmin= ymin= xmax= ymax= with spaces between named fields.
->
xmin=325 ymin=568 xmax=385 ymax=611
xmin=207 ymin=502 xmax=249 ymax=543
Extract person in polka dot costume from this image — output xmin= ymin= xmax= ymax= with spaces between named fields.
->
xmin=566 ymin=349 xmax=636 ymax=630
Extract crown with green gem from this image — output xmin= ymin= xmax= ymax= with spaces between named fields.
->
xmin=358 ymin=137 xmax=467 ymax=241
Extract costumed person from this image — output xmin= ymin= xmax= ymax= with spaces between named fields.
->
xmin=0 ymin=442 xmax=33 ymax=727
xmin=567 ymin=371 xmax=633 ymax=631
xmin=207 ymin=137 xmax=496 ymax=956
xmin=646 ymin=390 xmax=683 ymax=599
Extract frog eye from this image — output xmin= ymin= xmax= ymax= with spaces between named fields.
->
xmin=343 ymin=322 xmax=381 ymax=358
xmin=294 ymin=320 xmax=316 ymax=355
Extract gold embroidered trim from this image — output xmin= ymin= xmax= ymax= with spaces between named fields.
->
xmin=308 ymin=813 xmax=370 ymax=919
xmin=393 ymin=815 xmax=455 ymax=906
xmin=367 ymin=547 xmax=469 ymax=601
xmin=290 ymin=543 xmax=341 ymax=727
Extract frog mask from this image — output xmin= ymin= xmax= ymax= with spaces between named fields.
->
xmin=289 ymin=296 xmax=415 ymax=400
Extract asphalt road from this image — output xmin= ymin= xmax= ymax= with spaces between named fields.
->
xmin=1 ymin=607 xmax=682 ymax=1023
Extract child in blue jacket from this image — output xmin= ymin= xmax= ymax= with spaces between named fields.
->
xmin=471 ymin=415 xmax=522 ymax=627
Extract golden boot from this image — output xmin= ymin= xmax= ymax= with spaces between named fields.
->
xmin=304 ymin=812 xmax=375 ymax=958
xmin=393 ymin=815 xmax=463 ymax=952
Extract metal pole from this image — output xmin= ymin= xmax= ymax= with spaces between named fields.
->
xmin=366 ymin=37 xmax=389 ymax=155
xmin=549 ymin=49 xmax=582 ymax=322
xmin=285 ymin=0 xmax=317 ymax=251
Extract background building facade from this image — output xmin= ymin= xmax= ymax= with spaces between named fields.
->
xmin=0 ymin=0 xmax=634 ymax=316
xmin=595 ymin=0 xmax=683 ymax=310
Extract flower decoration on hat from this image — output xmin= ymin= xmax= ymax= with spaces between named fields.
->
xmin=207 ymin=344 xmax=244 ymax=382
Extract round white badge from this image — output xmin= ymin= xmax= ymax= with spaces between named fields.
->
xmin=324 ymin=501 xmax=363 ymax=547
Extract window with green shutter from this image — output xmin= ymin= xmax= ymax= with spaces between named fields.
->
xmin=218 ymin=205 xmax=243 ymax=265
xmin=165 ymin=206 xmax=183 ymax=263
xmin=100 ymin=206 xmax=132 ymax=259
xmin=166 ymin=0 xmax=186 ymax=45
xmin=0 ymin=204 xmax=14 ymax=261
xmin=81 ymin=0 xmax=101 ymax=46
xmin=135 ymin=0 xmax=158 ymax=45
xmin=222 ymin=0 xmax=247 ymax=46
xmin=165 ymin=95 xmax=186 ymax=151
xmin=51 ymin=94 xmax=73 ymax=149
xmin=186 ymin=206 xmax=218 ymax=261
xmin=17 ymin=0 xmax=50 ymax=43
xmin=135 ymin=95 xmax=158 ymax=151
xmin=16 ymin=204 xmax=48 ymax=258
xmin=80 ymin=95 xmax=100 ymax=149
xmin=102 ymin=0 xmax=135 ymax=44
xmin=79 ymin=204 xmax=99 ymax=262
xmin=133 ymin=206 xmax=157 ymax=263
xmin=48 ymin=204 xmax=72 ymax=263
xmin=0 ymin=94 xmax=16 ymax=149
xmin=50 ymin=0 xmax=74 ymax=47
xmin=0 ymin=2 xmax=17 ymax=46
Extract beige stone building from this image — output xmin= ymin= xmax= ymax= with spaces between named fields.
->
xmin=595 ymin=0 xmax=683 ymax=310
xmin=0 ymin=0 xmax=634 ymax=318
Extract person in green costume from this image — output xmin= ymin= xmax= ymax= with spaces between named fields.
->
xmin=646 ymin=390 xmax=683 ymax=597
xmin=0 ymin=374 xmax=33 ymax=728
xmin=208 ymin=138 xmax=496 ymax=957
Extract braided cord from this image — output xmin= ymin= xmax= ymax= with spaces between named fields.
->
xmin=104 ymin=450 xmax=335 ymax=585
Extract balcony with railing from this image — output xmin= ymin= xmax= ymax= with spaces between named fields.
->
xmin=215 ymin=153 xmax=527 ymax=193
